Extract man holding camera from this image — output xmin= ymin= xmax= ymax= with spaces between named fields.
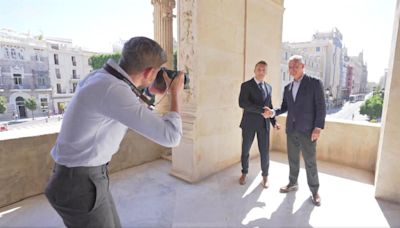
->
xmin=238 ymin=60 xmax=279 ymax=188
xmin=45 ymin=37 xmax=184 ymax=227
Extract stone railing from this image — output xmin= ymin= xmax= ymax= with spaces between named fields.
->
xmin=271 ymin=116 xmax=381 ymax=172
xmin=0 ymin=116 xmax=381 ymax=208
xmin=0 ymin=130 xmax=167 ymax=208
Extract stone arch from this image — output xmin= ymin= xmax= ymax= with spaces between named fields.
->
xmin=9 ymin=92 xmax=30 ymax=118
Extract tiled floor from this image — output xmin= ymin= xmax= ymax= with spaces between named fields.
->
xmin=1 ymin=152 xmax=399 ymax=227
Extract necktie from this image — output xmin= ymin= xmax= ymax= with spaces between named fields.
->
xmin=258 ymin=83 xmax=266 ymax=101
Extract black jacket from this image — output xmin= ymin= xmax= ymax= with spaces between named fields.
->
xmin=239 ymin=79 xmax=276 ymax=131
xmin=275 ymin=74 xmax=326 ymax=135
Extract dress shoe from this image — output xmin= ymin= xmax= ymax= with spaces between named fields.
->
xmin=239 ymin=174 xmax=246 ymax=185
xmin=279 ymin=183 xmax=298 ymax=193
xmin=311 ymin=193 xmax=321 ymax=206
xmin=261 ymin=176 xmax=269 ymax=188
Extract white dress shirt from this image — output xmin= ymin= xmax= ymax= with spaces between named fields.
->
xmin=51 ymin=59 xmax=182 ymax=167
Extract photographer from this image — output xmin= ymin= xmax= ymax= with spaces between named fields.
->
xmin=45 ymin=37 xmax=184 ymax=227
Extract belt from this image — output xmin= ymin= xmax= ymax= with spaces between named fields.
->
xmin=53 ymin=163 xmax=108 ymax=176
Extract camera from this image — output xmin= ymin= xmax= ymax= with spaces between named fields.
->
xmin=151 ymin=67 xmax=190 ymax=93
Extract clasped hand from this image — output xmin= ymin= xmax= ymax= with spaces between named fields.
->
xmin=262 ymin=107 xmax=273 ymax=118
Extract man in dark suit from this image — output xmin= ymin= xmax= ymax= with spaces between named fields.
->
xmin=266 ymin=55 xmax=326 ymax=206
xmin=239 ymin=60 xmax=279 ymax=188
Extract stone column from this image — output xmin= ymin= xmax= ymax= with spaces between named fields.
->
xmin=152 ymin=0 xmax=175 ymax=69
xmin=171 ymin=0 xmax=284 ymax=183
xmin=374 ymin=0 xmax=400 ymax=204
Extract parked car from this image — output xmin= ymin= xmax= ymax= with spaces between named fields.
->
xmin=0 ymin=123 xmax=8 ymax=131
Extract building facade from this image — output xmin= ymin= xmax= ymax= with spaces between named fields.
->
xmin=0 ymin=29 xmax=93 ymax=120
xmin=46 ymin=37 xmax=93 ymax=114
xmin=349 ymin=52 xmax=368 ymax=95
xmin=281 ymin=28 xmax=348 ymax=108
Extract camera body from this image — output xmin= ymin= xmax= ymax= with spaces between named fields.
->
xmin=152 ymin=67 xmax=190 ymax=93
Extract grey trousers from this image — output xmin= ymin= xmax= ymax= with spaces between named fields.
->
xmin=287 ymin=130 xmax=319 ymax=195
xmin=45 ymin=163 xmax=121 ymax=228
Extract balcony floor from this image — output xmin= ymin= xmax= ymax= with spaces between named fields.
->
xmin=0 ymin=152 xmax=399 ymax=227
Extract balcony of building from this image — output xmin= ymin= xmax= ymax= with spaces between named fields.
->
xmin=70 ymin=74 xmax=80 ymax=81
xmin=0 ymin=116 xmax=399 ymax=227
xmin=1 ymin=0 xmax=400 ymax=227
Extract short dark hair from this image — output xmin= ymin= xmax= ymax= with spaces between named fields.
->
xmin=255 ymin=60 xmax=268 ymax=69
xmin=119 ymin=37 xmax=167 ymax=75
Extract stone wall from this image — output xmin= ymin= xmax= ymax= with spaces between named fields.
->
xmin=0 ymin=130 xmax=165 ymax=208
xmin=375 ymin=0 xmax=400 ymax=204
xmin=171 ymin=0 xmax=284 ymax=182
xmin=271 ymin=116 xmax=381 ymax=172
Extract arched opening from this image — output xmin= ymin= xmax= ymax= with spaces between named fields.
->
xmin=16 ymin=96 xmax=27 ymax=118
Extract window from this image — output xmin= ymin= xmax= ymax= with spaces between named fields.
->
xmin=55 ymin=68 xmax=61 ymax=79
xmin=16 ymin=97 xmax=25 ymax=106
xmin=4 ymin=47 xmax=10 ymax=58
xmin=57 ymin=84 xmax=62 ymax=93
xmin=72 ymin=82 xmax=77 ymax=93
xmin=54 ymin=54 xmax=59 ymax=65
xmin=38 ymin=77 xmax=46 ymax=86
xmin=40 ymin=98 xmax=48 ymax=110
xmin=13 ymin=74 xmax=22 ymax=85
xmin=316 ymin=47 xmax=320 ymax=52
xmin=11 ymin=48 xmax=17 ymax=59
xmin=18 ymin=49 xmax=24 ymax=60
xmin=72 ymin=56 xmax=76 ymax=66
xmin=72 ymin=69 xmax=77 ymax=78
xmin=51 ymin=44 xmax=59 ymax=50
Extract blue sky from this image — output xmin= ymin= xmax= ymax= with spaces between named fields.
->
xmin=0 ymin=0 xmax=396 ymax=82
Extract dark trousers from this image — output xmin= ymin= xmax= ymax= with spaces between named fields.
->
xmin=45 ymin=163 xmax=121 ymax=228
xmin=241 ymin=127 xmax=270 ymax=176
xmin=287 ymin=130 xmax=319 ymax=194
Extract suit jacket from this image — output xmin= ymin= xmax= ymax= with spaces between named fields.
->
xmin=239 ymin=78 xmax=276 ymax=131
xmin=275 ymin=74 xmax=326 ymax=135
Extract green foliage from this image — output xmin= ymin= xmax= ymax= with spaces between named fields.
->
xmin=25 ymin=98 xmax=37 ymax=120
xmin=0 ymin=96 xmax=7 ymax=114
xmin=89 ymin=53 xmax=121 ymax=70
xmin=173 ymin=50 xmax=177 ymax=70
xmin=360 ymin=90 xmax=384 ymax=121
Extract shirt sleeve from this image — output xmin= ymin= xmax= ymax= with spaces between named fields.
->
xmin=100 ymin=83 xmax=182 ymax=147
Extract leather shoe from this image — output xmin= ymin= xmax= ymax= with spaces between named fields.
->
xmin=239 ymin=174 xmax=246 ymax=185
xmin=311 ymin=193 xmax=321 ymax=206
xmin=261 ymin=176 xmax=269 ymax=188
xmin=279 ymin=183 xmax=298 ymax=193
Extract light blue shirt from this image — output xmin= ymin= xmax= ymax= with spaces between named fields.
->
xmin=51 ymin=59 xmax=182 ymax=167
xmin=291 ymin=74 xmax=304 ymax=101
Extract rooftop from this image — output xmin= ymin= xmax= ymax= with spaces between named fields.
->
xmin=1 ymin=152 xmax=399 ymax=227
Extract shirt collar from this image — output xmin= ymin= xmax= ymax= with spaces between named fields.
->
xmin=293 ymin=74 xmax=304 ymax=83
xmin=253 ymin=77 xmax=264 ymax=85
xmin=106 ymin=59 xmax=131 ymax=80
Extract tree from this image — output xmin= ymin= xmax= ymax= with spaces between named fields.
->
xmin=0 ymin=96 xmax=6 ymax=114
xmin=89 ymin=53 xmax=121 ymax=70
xmin=360 ymin=90 xmax=384 ymax=121
xmin=173 ymin=50 xmax=177 ymax=70
xmin=25 ymin=98 xmax=37 ymax=120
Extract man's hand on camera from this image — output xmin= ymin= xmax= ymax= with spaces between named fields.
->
xmin=167 ymin=71 xmax=184 ymax=113
xmin=168 ymin=71 xmax=184 ymax=96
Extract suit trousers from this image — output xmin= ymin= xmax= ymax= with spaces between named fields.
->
xmin=45 ymin=163 xmax=121 ymax=228
xmin=286 ymin=130 xmax=319 ymax=194
xmin=241 ymin=127 xmax=270 ymax=176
